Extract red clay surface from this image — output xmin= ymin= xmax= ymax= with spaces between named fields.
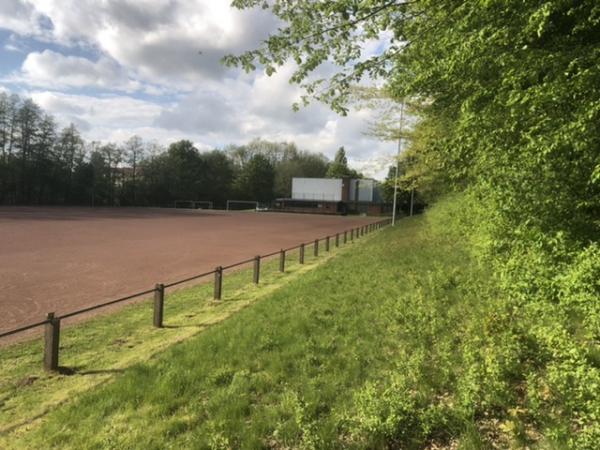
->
xmin=0 ymin=207 xmax=378 ymax=336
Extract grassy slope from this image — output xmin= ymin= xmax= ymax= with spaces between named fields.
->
xmin=8 ymin=215 xmax=501 ymax=449
xmin=0 ymin=243 xmax=336 ymax=446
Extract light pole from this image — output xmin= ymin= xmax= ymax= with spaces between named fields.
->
xmin=392 ymin=101 xmax=405 ymax=226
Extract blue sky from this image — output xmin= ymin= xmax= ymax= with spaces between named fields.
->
xmin=0 ymin=0 xmax=396 ymax=178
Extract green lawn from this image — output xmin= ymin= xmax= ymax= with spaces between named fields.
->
xmin=3 ymin=215 xmax=502 ymax=449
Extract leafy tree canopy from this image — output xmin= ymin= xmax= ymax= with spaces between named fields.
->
xmin=234 ymin=153 xmax=276 ymax=202
xmin=227 ymin=0 xmax=600 ymax=244
xmin=325 ymin=146 xmax=361 ymax=178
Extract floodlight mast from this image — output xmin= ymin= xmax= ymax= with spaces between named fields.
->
xmin=392 ymin=101 xmax=405 ymax=226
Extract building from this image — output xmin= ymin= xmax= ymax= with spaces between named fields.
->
xmin=273 ymin=177 xmax=391 ymax=215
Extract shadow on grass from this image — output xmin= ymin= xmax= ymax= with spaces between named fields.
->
xmin=57 ymin=366 xmax=126 ymax=376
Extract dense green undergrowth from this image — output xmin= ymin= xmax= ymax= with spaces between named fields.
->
xmin=6 ymin=200 xmax=599 ymax=449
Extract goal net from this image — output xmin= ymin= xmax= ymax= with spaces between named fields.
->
xmin=226 ymin=200 xmax=258 ymax=211
xmin=174 ymin=200 xmax=213 ymax=209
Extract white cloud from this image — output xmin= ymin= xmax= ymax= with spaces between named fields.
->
xmin=28 ymin=86 xmax=394 ymax=178
xmin=14 ymin=0 xmax=278 ymax=88
xmin=0 ymin=0 xmax=46 ymax=37
xmin=30 ymin=91 xmax=163 ymax=136
xmin=18 ymin=50 xmax=147 ymax=92
xmin=2 ymin=1 xmax=397 ymax=180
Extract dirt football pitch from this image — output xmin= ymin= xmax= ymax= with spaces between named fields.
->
xmin=0 ymin=207 xmax=378 ymax=337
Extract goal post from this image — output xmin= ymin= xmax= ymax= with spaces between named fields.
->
xmin=192 ymin=201 xmax=213 ymax=210
xmin=226 ymin=200 xmax=259 ymax=211
xmin=174 ymin=200 xmax=213 ymax=209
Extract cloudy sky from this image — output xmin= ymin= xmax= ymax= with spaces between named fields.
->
xmin=0 ymin=0 xmax=396 ymax=178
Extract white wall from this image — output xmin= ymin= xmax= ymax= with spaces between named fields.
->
xmin=292 ymin=178 xmax=343 ymax=201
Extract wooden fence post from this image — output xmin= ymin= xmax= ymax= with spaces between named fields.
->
xmin=300 ymin=244 xmax=305 ymax=264
xmin=350 ymin=228 xmax=354 ymax=241
xmin=279 ymin=249 xmax=285 ymax=272
xmin=44 ymin=312 xmax=60 ymax=372
xmin=335 ymin=233 xmax=339 ymax=247
xmin=214 ymin=266 xmax=222 ymax=300
xmin=314 ymin=239 xmax=319 ymax=257
xmin=326 ymin=236 xmax=330 ymax=252
xmin=253 ymin=256 xmax=261 ymax=284
xmin=344 ymin=230 xmax=347 ymax=244
xmin=153 ymin=283 xmax=164 ymax=328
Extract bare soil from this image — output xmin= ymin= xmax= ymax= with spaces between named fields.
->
xmin=0 ymin=207 xmax=378 ymax=336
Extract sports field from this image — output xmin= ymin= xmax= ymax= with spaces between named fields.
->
xmin=0 ymin=207 xmax=377 ymax=336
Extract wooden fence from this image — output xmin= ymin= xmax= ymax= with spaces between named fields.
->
xmin=0 ymin=218 xmax=392 ymax=371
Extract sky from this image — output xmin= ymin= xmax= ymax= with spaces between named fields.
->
xmin=0 ymin=0 xmax=396 ymax=179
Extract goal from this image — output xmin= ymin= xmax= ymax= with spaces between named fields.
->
xmin=226 ymin=200 xmax=258 ymax=211
xmin=174 ymin=200 xmax=213 ymax=209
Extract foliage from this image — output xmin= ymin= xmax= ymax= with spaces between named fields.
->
xmin=226 ymin=1 xmax=600 ymax=447
xmin=224 ymin=0 xmax=410 ymax=114
xmin=273 ymin=150 xmax=329 ymax=198
xmin=233 ymin=153 xmax=276 ymax=202
xmin=0 ymin=92 xmax=356 ymax=206
xmin=226 ymin=138 xmax=330 ymax=198
xmin=379 ymin=165 xmax=425 ymax=215
xmin=325 ymin=146 xmax=361 ymax=178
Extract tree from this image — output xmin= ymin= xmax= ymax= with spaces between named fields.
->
xmin=99 ymin=143 xmax=123 ymax=206
xmin=274 ymin=150 xmax=329 ymax=198
xmin=224 ymin=1 xmax=415 ymax=114
xmin=56 ymin=124 xmax=84 ymax=202
xmin=123 ymin=135 xmax=145 ymax=205
xmin=326 ymin=146 xmax=361 ymax=178
xmin=164 ymin=140 xmax=204 ymax=201
xmin=199 ymin=150 xmax=235 ymax=205
xmin=227 ymin=0 xmax=600 ymax=237
xmin=15 ymin=98 xmax=42 ymax=202
xmin=234 ymin=154 xmax=275 ymax=202
xmin=2 ymin=90 xmax=338 ymax=208
xmin=225 ymin=3 xmax=600 ymax=446
xmin=227 ymin=139 xmax=330 ymax=198
xmin=0 ymin=93 xmax=19 ymax=203
xmin=33 ymin=114 xmax=57 ymax=204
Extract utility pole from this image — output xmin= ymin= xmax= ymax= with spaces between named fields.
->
xmin=392 ymin=101 xmax=405 ymax=226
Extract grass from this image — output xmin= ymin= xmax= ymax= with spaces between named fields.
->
xmin=3 ymin=214 xmax=504 ymax=449
xmin=0 ymin=232 xmax=354 ymax=447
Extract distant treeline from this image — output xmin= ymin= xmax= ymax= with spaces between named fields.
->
xmin=0 ymin=91 xmax=370 ymax=207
